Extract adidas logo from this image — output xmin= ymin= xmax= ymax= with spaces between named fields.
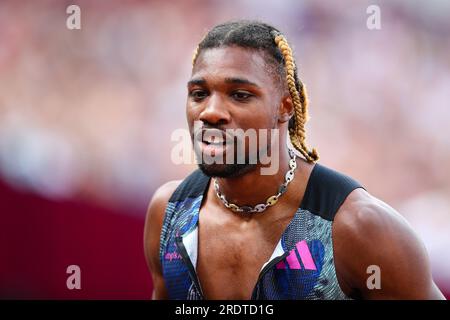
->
xmin=276 ymin=240 xmax=317 ymax=270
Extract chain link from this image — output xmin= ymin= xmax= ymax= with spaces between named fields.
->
xmin=213 ymin=149 xmax=297 ymax=213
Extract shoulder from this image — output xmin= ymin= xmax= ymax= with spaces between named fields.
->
xmin=143 ymin=180 xmax=181 ymax=299
xmin=144 ymin=169 xmax=208 ymax=231
xmin=333 ymin=188 xmax=414 ymax=248
xmin=143 ymin=180 xmax=182 ymax=266
xmin=332 ymin=188 xmax=444 ymax=299
xmin=148 ymin=180 xmax=183 ymax=213
xmin=144 ymin=180 xmax=182 ymax=238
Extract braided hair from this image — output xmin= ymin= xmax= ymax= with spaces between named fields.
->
xmin=191 ymin=20 xmax=319 ymax=163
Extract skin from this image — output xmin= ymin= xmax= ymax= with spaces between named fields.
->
xmin=143 ymin=46 xmax=445 ymax=300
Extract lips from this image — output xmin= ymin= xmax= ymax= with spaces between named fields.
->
xmin=194 ymin=128 xmax=229 ymax=144
xmin=194 ymin=128 xmax=231 ymax=158
xmin=203 ymin=134 xmax=225 ymax=145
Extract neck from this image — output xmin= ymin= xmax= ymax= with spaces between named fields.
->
xmin=214 ymin=147 xmax=293 ymax=207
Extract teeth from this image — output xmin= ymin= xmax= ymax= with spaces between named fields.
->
xmin=204 ymin=136 xmax=224 ymax=144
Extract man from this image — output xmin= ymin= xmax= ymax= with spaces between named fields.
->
xmin=144 ymin=20 xmax=445 ymax=300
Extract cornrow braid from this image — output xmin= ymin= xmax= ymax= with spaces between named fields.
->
xmin=191 ymin=20 xmax=319 ymax=163
xmin=271 ymin=31 xmax=319 ymax=163
xmin=192 ymin=45 xmax=199 ymax=65
xmin=192 ymin=41 xmax=203 ymax=65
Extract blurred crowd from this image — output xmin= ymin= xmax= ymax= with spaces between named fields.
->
xmin=0 ymin=0 xmax=449 ymax=294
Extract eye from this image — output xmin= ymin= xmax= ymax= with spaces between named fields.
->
xmin=189 ymin=89 xmax=209 ymax=101
xmin=231 ymin=91 xmax=253 ymax=102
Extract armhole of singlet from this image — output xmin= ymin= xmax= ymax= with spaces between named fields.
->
xmin=299 ymin=163 xmax=365 ymax=299
xmin=159 ymin=170 xmax=210 ymax=264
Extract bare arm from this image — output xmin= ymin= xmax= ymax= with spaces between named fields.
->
xmin=333 ymin=188 xmax=445 ymax=300
xmin=143 ymin=180 xmax=181 ymax=300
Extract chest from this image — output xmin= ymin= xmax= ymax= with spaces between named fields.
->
xmin=195 ymin=206 xmax=292 ymax=299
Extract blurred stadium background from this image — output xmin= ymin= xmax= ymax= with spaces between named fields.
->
xmin=0 ymin=0 xmax=449 ymax=299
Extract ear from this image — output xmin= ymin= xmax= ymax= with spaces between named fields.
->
xmin=277 ymin=95 xmax=294 ymax=123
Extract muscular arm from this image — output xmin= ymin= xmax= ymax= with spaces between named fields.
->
xmin=143 ymin=180 xmax=181 ymax=300
xmin=333 ymin=188 xmax=445 ymax=300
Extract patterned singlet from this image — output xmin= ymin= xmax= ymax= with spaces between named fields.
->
xmin=159 ymin=163 xmax=364 ymax=299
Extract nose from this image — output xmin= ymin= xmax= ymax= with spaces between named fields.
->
xmin=199 ymin=93 xmax=231 ymax=126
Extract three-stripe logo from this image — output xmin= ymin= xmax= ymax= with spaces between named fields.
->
xmin=275 ymin=240 xmax=317 ymax=270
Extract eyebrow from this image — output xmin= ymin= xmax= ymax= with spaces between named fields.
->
xmin=224 ymin=77 xmax=260 ymax=88
xmin=187 ymin=78 xmax=206 ymax=86
xmin=187 ymin=77 xmax=261 ymax=88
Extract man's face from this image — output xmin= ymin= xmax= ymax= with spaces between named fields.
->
xmin=186 ymin=46 xmax=284 ymax=177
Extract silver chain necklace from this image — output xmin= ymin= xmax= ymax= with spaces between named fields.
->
xmin=213 ymin=149 xmax=297 ymax=213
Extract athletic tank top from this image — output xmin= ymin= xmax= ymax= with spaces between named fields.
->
xmin=159 ymin=163 xmax=364 ymax=300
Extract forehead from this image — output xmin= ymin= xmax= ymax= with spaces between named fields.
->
xmin=191 ymin=46 xmax=275 ymax=86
